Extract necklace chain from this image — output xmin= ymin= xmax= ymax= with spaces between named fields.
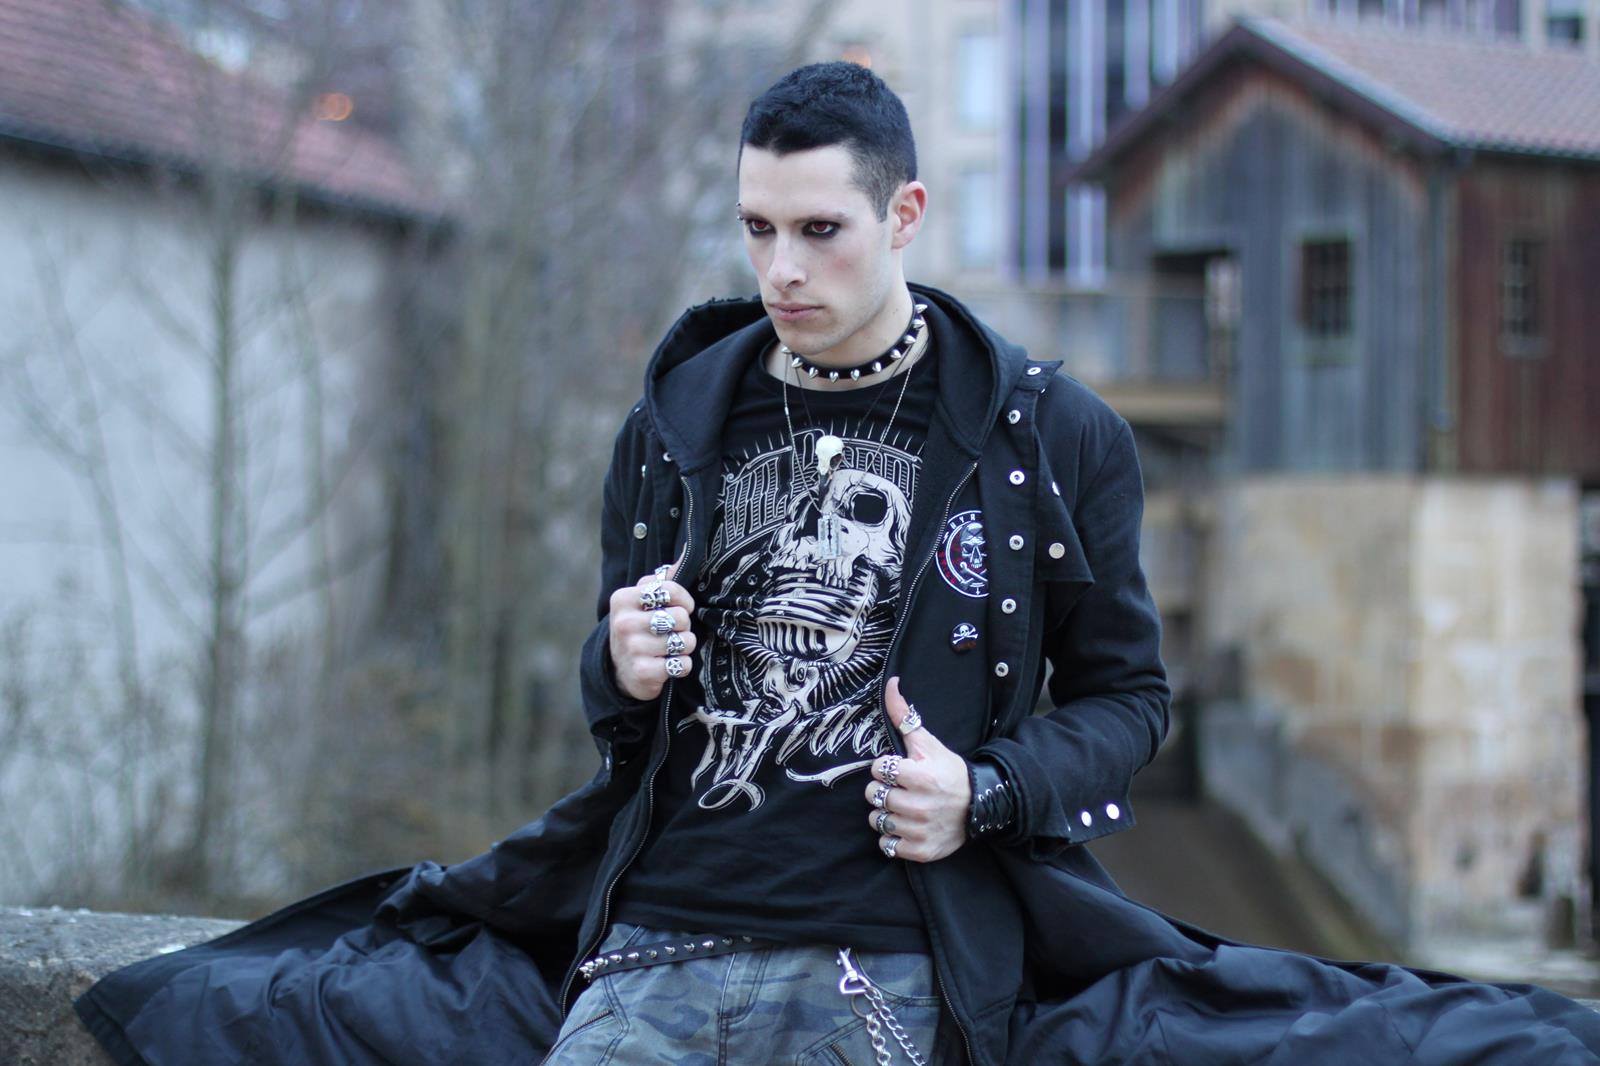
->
xmin=780 ymin=321 xmax=927 ymax=505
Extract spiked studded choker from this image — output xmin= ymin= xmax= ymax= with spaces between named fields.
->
xmin=781 ymin=302 xmax=928 ymax=382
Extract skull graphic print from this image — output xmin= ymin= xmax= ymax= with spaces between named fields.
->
xmin=688 ymin=427 xmax=918 ymax=812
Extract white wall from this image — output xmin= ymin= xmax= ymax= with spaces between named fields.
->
xmin=0 ymin=153 xmax=399 ymax=903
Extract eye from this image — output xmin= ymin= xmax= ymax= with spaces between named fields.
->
xmin=742 ymin=218 xmax=772 ymax=236
xmin=805 ymin=221 xmax=839 ymax=238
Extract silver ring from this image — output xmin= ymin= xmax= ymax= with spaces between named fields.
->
xmin=880 ymin=835 xmax=901 ymax=859
xmin=665 ymin=631 xmax=686 ymax=655
xmin=640 ymin=583 xmax=670 ymax=611
xmin=870 ymin=784 xmax=891 ymax=810
xmin=881 ymin=755 xmax=901 ymax=788
xmin=649 ymin=609 xmax=674 ymax=636
xmin=654 ymin=564 xmax=671 ymax=582
xmin=665 ymin=656 xmax=686 ymax=678
xmin=898 ymin=706 xmax=923 ymax=735
xmin=874 ymin=811 xmax=895 ymax=834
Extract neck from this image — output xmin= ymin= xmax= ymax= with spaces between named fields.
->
xmin=766 ymin=287 xmax=926 ymax=392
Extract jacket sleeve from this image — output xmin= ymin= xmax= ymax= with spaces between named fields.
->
xmin=577 ymin=410 xmax=661 ymax=767
xmin=974 ymin=419 xmax=1170 ymax=860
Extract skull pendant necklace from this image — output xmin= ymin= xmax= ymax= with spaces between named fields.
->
xmin=779 ymin=312 xmax=928 ymax=563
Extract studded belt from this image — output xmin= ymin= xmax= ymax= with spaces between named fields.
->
xmin=578 ymin=933 xmax=779 ymax=982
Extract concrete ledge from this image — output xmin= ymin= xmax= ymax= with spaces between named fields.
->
xmin=0 ymin=906 xmax=242 ymax=1066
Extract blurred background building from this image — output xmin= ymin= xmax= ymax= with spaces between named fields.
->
xmin=1 ymin=0 xmax=1596 ymax=989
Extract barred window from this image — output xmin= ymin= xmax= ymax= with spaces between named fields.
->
xmin=1299 ymin=239 xmax=1351 ymax=338
xmin=1501 ymin=238 xmax=1542 ymax=348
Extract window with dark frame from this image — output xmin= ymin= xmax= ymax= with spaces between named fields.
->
xmin=1501 ymin=237 xmax=1542 ymax=351
xmin=1299 ymin=238 xmax=1352 ymax=338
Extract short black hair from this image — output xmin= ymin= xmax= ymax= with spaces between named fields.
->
xmin=740 ymin=61 xmax=917 ymax=221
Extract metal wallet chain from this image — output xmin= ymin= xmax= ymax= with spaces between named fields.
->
xmin=836 ymin=948 xmax=929 ymax=1066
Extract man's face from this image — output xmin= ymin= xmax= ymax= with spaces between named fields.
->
xmin=736 ymin=144 xmax=912 ymax=362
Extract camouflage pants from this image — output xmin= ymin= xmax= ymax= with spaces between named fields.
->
xmin=544 ymin=922 xmax=965 ymax=1065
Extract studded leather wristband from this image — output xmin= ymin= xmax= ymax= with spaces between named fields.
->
xmin=966 ymin=758 xmax=1016 ymax=839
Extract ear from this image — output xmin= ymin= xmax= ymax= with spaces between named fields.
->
xmin=888 ymin=181 xmax=927 ymax=251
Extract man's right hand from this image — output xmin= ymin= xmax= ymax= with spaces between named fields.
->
xmin=607 ymin=555 xmax=697 ymax=701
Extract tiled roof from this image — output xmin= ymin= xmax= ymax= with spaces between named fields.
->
xmin=1078 ymin=16 xmax=1600 ymax=180
xmin=1247 ymin=17 xmax=1600 ymax=159
xmin=0 ymin=0 xmax=435 ymax=218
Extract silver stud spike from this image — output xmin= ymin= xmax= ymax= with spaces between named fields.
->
xmin=914 ymin=302 xmax=927 ymax=313
xmin=850 ymin=368 xmax=860 ymax=379
xmin=647 ymin=950 xmax=658 ymax=959
xmin=664 ymin=946 xmax=676 ymax=955
xmin=806 ymin=366 xmax=818 ymax=377
xmin=827 ymin=370 xmax=839 ymax=381
xmin=871 ymin=361 xmax=882 ymax=372
xmin=790 ymin=355 xmax=802 ymax=367
xmin=903 ymin=334 xmax=916 ymax=345
xmin=702 ymin=940 xmax=716 ymax=950
xmin=912 ymin=317 xmax=925 ymax=329
xmin=627 ymin=952 xmax=640 ymax=961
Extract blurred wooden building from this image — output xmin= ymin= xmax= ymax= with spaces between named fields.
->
xmin=1073 ymin=17 xmax=1600 ymax=960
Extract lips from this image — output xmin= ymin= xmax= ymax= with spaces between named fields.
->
xmin=770 ymin=303 xmax=820 ymax=322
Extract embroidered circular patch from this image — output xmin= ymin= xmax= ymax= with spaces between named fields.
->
xmin=936 ymin=510 xmax=988 ymax=598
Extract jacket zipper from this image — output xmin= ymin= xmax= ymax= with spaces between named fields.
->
xmin=559 ymin=473 xmax=697 ymax=1013
xmin=878 ymin=459 xmax=980 ymax=1066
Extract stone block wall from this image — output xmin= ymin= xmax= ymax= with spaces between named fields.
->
xmin=1201 ymin=475 xmax=1586 ymax=951
xmin=0 ymin=905 xmax=241 ymax=1065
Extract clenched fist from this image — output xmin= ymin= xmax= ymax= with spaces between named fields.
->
xmin=607 ymin=553 xmax=697 ymax=702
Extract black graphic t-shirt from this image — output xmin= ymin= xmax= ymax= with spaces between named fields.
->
xmin=614 ymin=344 xmax=939 ymax=952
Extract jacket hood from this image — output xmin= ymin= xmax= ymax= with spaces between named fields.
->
xmin=641 ymin=283 xmax=1032 ymax=474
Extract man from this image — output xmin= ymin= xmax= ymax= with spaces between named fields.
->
xmin=76 ymin=61 xmax=1600 ymax=1066
xmin=544 ymin=60 xmax=1169 ymax=1062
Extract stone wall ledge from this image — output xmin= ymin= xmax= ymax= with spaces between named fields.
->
xmin=0 ymin=905 xmax=242 ymax=1065
xmin=4 ymin=906 xmax=1599 ymax=1063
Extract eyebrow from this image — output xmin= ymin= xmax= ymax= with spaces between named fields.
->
xmin=735 ymin=205 xmax=852 ymax=224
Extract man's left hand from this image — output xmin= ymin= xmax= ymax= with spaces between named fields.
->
xmin=863 ymin=676 xmax=971 ymax=863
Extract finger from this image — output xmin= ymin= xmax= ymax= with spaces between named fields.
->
xmin=863 ymin=780 xmax=895 ymax=812
xmin=653 ymin=655 xmax=693 ymax=682
xmin=628 ymin=579 xmax=695 ymax=613
xmin=662 ymin=629 xmax=698 ymax=657
xmin=636 ymin=606 xmax=690 ymax=634
xmin=871 ymin=753 xmax=919 ymax=790
xmin=884 ymin=676 xmax=945 ymax=759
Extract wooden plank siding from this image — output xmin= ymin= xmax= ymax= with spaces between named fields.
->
xmin=1105 ymin=63 xmax=1434 ymax=474
xmin=1451 ymin=161 xmax=1600 ymax=479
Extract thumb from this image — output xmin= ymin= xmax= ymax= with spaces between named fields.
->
xmin=885 ymin=676 xmax=944 ymax=759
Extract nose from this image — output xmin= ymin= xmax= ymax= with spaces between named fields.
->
xmin=766 ymin=236 xmax=805 ymax=290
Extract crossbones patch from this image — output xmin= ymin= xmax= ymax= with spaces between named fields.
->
xmin=936 ymin=509 xmax=988 ymax=598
